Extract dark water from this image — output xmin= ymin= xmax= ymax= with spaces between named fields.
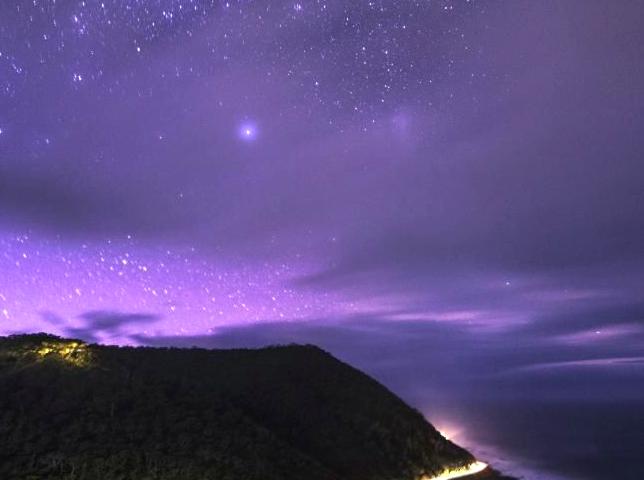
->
xmin=423 ymin=399 xmax=644 ymax=480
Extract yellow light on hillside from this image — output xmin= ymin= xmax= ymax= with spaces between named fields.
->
xmin=35 ymin=340 xmax=91 ymax=367
xmin=425 ymin=461 xmax=488 ymax=480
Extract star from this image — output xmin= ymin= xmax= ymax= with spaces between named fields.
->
xmin=238 ymin=122 xmax=258 ymax=142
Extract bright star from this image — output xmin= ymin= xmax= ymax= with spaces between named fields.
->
xmin=238 ymin=122 xmax=258 ymax=142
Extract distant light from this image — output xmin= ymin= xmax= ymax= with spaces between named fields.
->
xmin=35 ymin=340 xmax=92 ymax=367
xmin=238 ymin=122 xmax=258 ymax=142
xmin=429 ymin=461 xmax=488 ymax=480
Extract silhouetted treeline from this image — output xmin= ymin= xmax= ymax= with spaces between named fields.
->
xmin=0 ymin=334 xmax=508 ymax=480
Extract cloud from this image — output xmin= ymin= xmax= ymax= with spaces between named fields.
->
xmin=41 ymin=310 xmax=161 ymax=343
xmin=0 ymin=165 xmax=187 ymax=236
xmin=0 ymin=166 xmax=105 ymax=230
xmin=131 ymin=310 xmax=644 ymax=403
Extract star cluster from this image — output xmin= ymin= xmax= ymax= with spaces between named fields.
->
xmin=0 ymin=0 xmax=643 ymax=358
xmin=1 ymin=0 xmax=496 ymax=134
xmin=0 ymin=0 xmax=506 ymax=340
xmin=0 ymin=231 xmax=354 ymax=343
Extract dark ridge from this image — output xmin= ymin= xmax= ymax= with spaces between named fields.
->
xmin=0 ymin=334 xmax=513 ymax=480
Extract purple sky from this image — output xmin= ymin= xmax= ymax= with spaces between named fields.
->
xmin=1 ymin=2 xmax=644 ymax=478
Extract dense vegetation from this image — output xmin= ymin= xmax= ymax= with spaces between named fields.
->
xmin=0 ymin=334 xmax=507 ymax=480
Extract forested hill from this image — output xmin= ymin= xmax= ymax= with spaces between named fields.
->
xmin=0 ymin=334 xmax=510 ymax=480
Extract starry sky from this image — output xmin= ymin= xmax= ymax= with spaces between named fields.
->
xmin=1 ymin=1 xmax=644 ymax=478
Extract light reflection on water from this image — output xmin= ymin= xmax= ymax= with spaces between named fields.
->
xmin=424 ymin=399 xmax=644 ymax=480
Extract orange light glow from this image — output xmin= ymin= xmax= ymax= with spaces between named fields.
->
xmin=425 ymin=461 xmax=488 ymax=480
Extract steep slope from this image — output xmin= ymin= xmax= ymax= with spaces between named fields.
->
xmin=0 ymin=334 xmax=502 ymax=480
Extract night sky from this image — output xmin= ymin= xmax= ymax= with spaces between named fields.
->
xmin=1 ymin=1 xmax=644 ymax=479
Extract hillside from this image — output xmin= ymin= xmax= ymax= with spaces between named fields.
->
xmin=0 ymin=334 xmax=510 ymax=480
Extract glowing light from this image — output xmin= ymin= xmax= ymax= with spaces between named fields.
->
xmin=425 ymin=461 xmax=488 ymax=480
xmin=36 ymin=340 xmax=92 ymax=367
xmin=238 ymin=122 xmax=258 ymax=142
